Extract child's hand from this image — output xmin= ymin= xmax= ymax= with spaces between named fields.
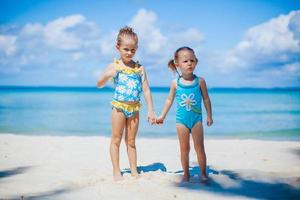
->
xmin=207 ymin=116 xmax=213 ymax=126
xmin=147 ymin=110 xmax=156 ymax=125
xmin=155 ymin=115 xmax=164 ymax=124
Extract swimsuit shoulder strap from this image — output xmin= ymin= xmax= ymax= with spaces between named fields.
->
xmin=113 ymin=58 xmax=142 ymax=74
xmin=114 ymin=58 xmax=123 ymax=72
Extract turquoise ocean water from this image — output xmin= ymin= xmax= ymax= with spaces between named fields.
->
xmin=0 ymin=86 xmax=299 ymax=140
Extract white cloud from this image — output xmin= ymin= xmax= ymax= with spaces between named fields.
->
xmin=203 ymin=10 xmax=300 ymax=87
xmin=0 ymin=14 xmax=104 ymax=75
xmin=288 ymin=12 xmax=300 ymax=40
xmin=41 ymin=14 xmax=102 ymax=51
xmin=100 ymin=31 xmax=117 ymax=56
xmin=220 ymin=10 xmax=300 ymax=72
xmin=0 ymin=35 xmax=17 ymax=56
xmin=167 ymin=28 xmax=205 ymax=54
xmin=178 ymin=28 xmax=204 ymax=43
xmin=18 ymin=14 xmax=101 ymax=52
xmin=130 ymin=9 xmax=167 ymax=54
xmin=126 ymin=8 xmax=205 ymax=78
xmin=44 ymin=15 xmax=85 ymax=50
xmin=21 ymin=23 xmax=43 ymax=36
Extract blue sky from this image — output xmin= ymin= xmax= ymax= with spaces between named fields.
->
xmin=0 ymin=0 xmax=299 ymax=87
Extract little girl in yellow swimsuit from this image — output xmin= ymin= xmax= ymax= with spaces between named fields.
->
xmin=97 ymin=26 xmax=156 ymax=181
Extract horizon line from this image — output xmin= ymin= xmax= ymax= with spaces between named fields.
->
xmin=0 ymin=85 xmax=300 ymax=90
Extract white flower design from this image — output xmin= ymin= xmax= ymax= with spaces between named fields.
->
xmin=116 ymin=85 xmax=126 ymax=94
xmin=119 ymin=74 xmax=128 ymax=82
xmin=118 ymin=95 xmax=125 ymax=101
xmin=132 ymin=90 xmax=138 ymax=97
xmin=126 ymin=89 xmax=132 ymax=95
xmin=179 ymin=93 xmax=196 ymax=111
xmin=127 ymin=80 xmax=137 ymax=89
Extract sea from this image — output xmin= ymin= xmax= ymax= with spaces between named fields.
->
xmin=0 ymin=86 xmax=299 ymax=140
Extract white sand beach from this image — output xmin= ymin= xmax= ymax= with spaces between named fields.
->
xmin=0 ymin=134 xmax=300 ymax=200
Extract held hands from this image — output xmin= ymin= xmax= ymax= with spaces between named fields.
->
xmin=147 ymin=110 xmax=157 ymax=125
xmin=147 ymin=111 xmax=165 ymax=125
xmin=155 ymin=115 xmax=164 ymax=124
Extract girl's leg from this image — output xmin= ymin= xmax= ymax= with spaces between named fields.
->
xmin=191 ymin=122 xmax=207 ymax=179
xmin=125 ymin=112 xmax=139 ymax=177
xmin=110 ymin=108 xmax=126 ymax=181
xmin=176 ymin=124 xmax=191 ymax=181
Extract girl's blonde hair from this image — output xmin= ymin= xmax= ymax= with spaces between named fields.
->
xmin=168 ymin=46 xmax=198 ymax=75
xmin=116 ymin=26 xmax=138 ymax=46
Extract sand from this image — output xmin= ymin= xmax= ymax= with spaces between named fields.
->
xmin=0 ymin=134 xmax=300 ymax=200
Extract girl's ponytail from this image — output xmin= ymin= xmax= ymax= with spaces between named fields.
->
xmin=168 ymin=59 xmax=180 ymax=76
xmin=168 ymin=59 xmax=176 ymax=72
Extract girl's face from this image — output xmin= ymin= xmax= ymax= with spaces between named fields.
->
xmin=116 ymin=37 xmax=138 ymax=64
xmin=176 ymin=50 xmax=197 ymax=75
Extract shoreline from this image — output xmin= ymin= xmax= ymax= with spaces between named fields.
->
xmin=1 ymin=134 xmax=300 ymax=199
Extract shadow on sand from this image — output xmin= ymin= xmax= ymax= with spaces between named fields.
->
xmin=121 ymin=162 xmax=167 ymax=175
xmin=174 ymin=166 xmax=300 ymax=200
xmin=5 ymin=187 xmax=77 ymax=200
xmin=291 ymin=148 xmax=300 ymax=157
xmin=0 ymin=166 xmax=79 ymax=200
xmin=0 ymin=166 xmax=31 ymax=179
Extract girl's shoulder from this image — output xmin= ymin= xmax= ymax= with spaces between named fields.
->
xmin=108 ymin=62 xmax=116 ymax=68
xmin=106 ymin=62 xmax=117 ymax=72
xmin=197 ymin=76 xmax=208 ymax=90
xmin=106 ymin=62 xmax=118 ymax=79
xmin=171 ymin=79 xmax=177 ymax=84
xmin=171 ymin=79 xmax=177 ymax=89
xmin=197 ymin=76 xmax=205 ymax=84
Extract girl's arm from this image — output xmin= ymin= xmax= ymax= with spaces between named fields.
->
xmin=141 ymin=67 xmax=156 ymax=124
xmin=199 ymin=78 xmax=213 ymax=126
xmin=97 ymin=63 xmax=116 ymax=88
xmin=156 ymin=80 xmax=176 ymax=124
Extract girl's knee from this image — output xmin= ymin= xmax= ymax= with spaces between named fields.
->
xmin=127 ymin=143 xmax=136 ymax=149
xmin=194 ymin=144 xmax=205 ymax=154
xmin=111 ymin=135 xmax=122 ymax=145
xmin=126 ymin=138 xmax=136 ymax=149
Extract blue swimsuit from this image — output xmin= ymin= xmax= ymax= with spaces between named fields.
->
xmin=176 ymin=75 xmax=202 ymax=132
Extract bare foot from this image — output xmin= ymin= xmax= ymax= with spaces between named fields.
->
xmin=201 ymin=175 xmax=209 ymax=183
xmin=181 ymin=175 xmax=190 ymax=182
xmin=131 ymin=172 xmax=140 ymax=179
xmin=113 ymin=173 xmax=124 ymax=181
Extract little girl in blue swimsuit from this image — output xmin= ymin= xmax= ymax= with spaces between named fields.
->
xmin=156 ymin=46 xmax=213 ymax=182
xmin=97 ymin=26 xmax=156 ymax=181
